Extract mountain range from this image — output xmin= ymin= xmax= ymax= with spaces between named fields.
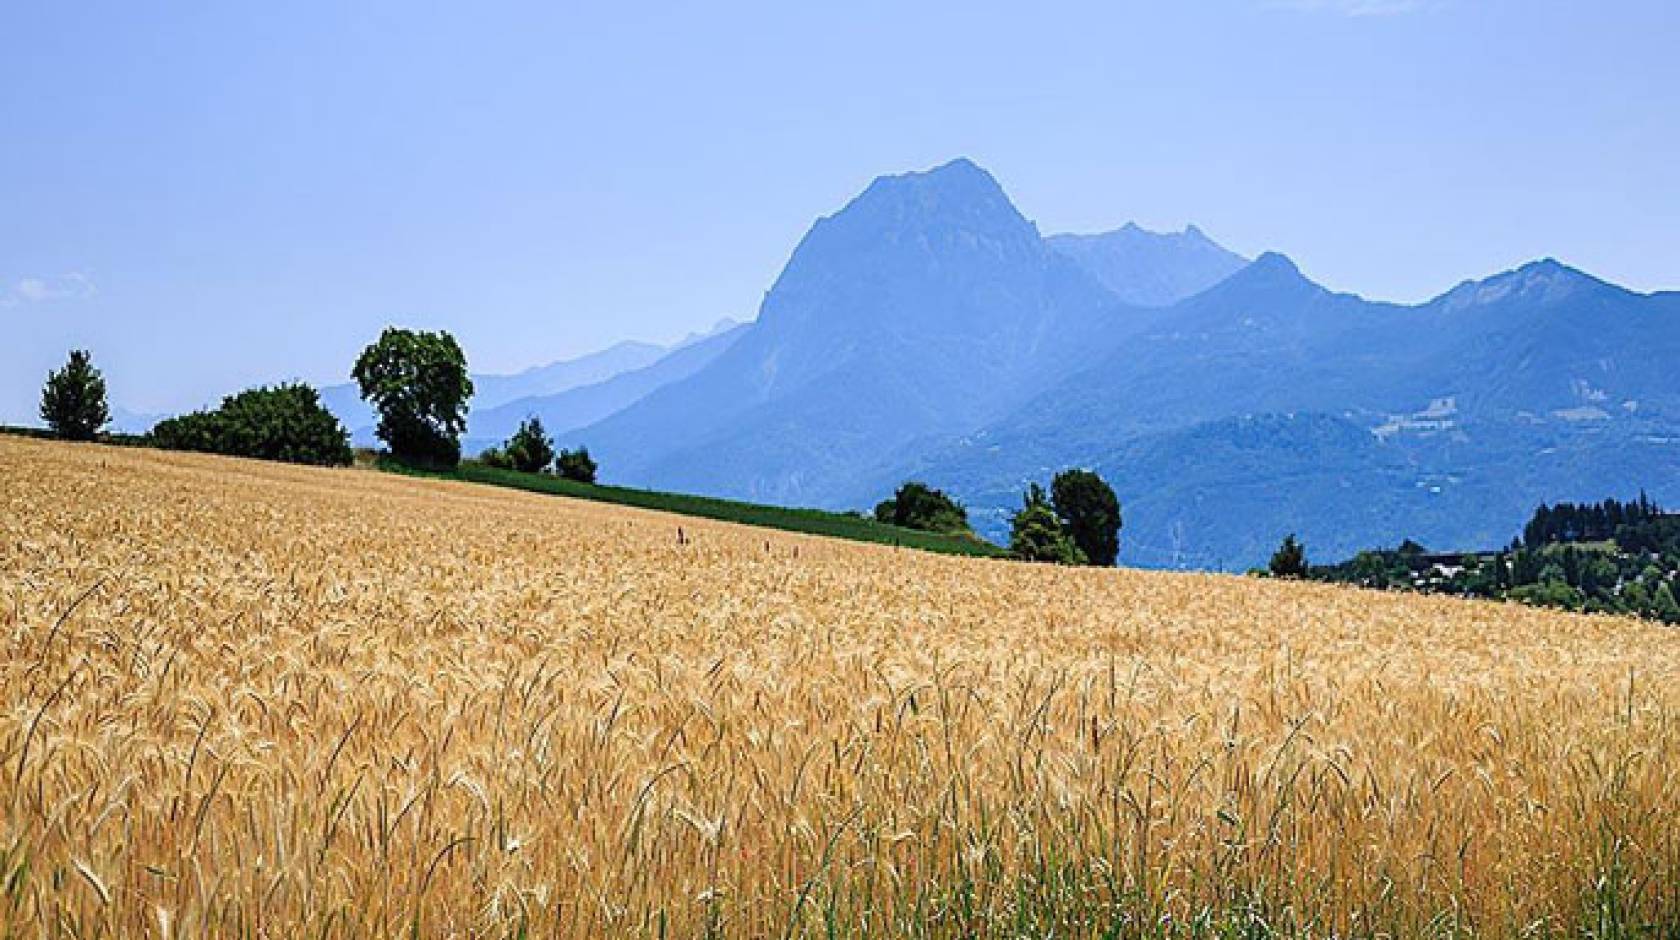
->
xmin=460 ymin=319 xmax=746 ymax=455
xmin=892 ymin=251 xmax=1680 ymax=565
xmin=559 ymin=159 xmax=1679 ymax=567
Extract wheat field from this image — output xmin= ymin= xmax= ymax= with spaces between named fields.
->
xmin=2 ymin=437 xmax=1677 ymax=938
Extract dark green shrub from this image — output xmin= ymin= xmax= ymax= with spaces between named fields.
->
xmin=876 ymin=482 xmax=969 ymax=534
xmin=1010 ymin=484 xmax=1085 ymax=564
xmin=150 ymin=383 xmax=351 ymax=466
xmin=1269 ymin=534 xmax=1308 ymax=578
xmin=504 ymin=417 xmax=556 ymax=474
xmin=1510 ymin=579 xmax=1585 ymax=611
xmin=1653 ymin=583 xmax=1680 ymax=624
xmin=556 ymin=447 xmax=598 ymax=483
xmin=148 ymin=412 xmax=221 ymax=453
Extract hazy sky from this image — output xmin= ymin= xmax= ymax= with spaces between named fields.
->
xmin=4 ymin=0 xmax=1677 ymax=420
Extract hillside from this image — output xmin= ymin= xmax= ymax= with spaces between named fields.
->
xmin=84 ymin=159 xmax=1677 ymax=573
xmin=3 ymin=436 xmax=1676 ymax=936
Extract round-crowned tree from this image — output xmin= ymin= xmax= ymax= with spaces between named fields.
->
xmin=352 ymin=328 xmax=473 ymax=468
xmin=876 ymin=482 xmax=970 ymax=534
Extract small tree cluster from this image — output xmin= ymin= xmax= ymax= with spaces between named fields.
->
xmin=1009 ymin=484 xmax=1084 ymax=564
xmin=875 ymin=482 xmax=970 ymax=534
xmin=1308 ymin=496 xmax=1680 ymax=623
xmin=482 ymin=416 xmax=558 ymax=474
xmin=40 ymin=349 xmax=111 ymax=441
xmin=480 ymin=419 xmax=598 ymax=483
xmin=480 ymin=417 xmax=598 ymax=483
xmin=149 ymin=383 xmax=352 ymax=466
xmin=556 ymin=447 xmax=598 ymax=483
xmin=1268 ymin=534 xmax=1308 ymax=578
xmin=1008 ymin=469 xmax=1122 ymax=566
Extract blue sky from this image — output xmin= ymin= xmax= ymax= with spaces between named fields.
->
xmin=4 ymin=0 xmax=1677 ymax=420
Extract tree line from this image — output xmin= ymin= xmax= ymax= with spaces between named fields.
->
xmin=872 ymin=471 xmax=1121 ymax=567
xmin=1522 ymin=495 xmax=1663 ymax=548
xmin=34 ymin=328 xmax=566 ymax=473
xmin=479 ymin=415 xmax=598 ymax=483
xmin=37 ymin=337 xmax=1128 ymax=563
xmin=1280 ymin=496 xmax=1680 ymax=624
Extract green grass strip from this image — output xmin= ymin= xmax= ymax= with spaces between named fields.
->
xmin=380 ymin=458 xmax=1009 ymax=559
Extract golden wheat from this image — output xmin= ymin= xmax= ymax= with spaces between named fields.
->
xmin=1 ymin=436 xmax=1676 ymax=937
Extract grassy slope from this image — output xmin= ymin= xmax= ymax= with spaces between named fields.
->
xmin=381 ymin=458 xmax=1010 ymax=559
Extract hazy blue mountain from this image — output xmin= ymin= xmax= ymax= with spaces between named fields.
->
xmin=574 ymin=158 xmax=1149 ymax=503
xmin=109 ymin=405 xmax=165 ymax=435
xmin=574 ymin=160 xmax=1679 ymax=565
xmin=471 ymin=339 xmax=666 ymax=412
xmin=900 ymin=253 xmax=1680 ymax=567
xmin=465 ymin=320 xmax=748 ymax=453
xmin=1046 ymin=223 xmax=1248 ymax=306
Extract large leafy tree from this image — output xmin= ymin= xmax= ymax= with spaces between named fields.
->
xmin=352 ymin=328 xmax=474 ymax=467
xmin=40 ymin=349 xmax=111 ymax=441
xmin=1050 ymin=469 xmax=1121 ymax=566
xmin=1010 ymin=484 xmax=1085 ymax=565
xmin=150 ymin=383 xmax=352 ymax=466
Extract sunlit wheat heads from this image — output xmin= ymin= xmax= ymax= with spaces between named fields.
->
xmin=2 ymin=436 xmax=1676 ymax=937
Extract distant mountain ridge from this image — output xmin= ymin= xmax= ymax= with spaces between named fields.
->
xmin=465 ymin=320 xmax=748 ymax=453
xmin=1046 ymin=223 xmax=1248 ymax=306
xmin=568 ymin=158 xmax=1679 ymax=568
xmin=316 ymin=319 xmax=740 ymax=447
xmin=470 ymin=340 xmax=666 ymax=412
xmin=897 ymin=252 xmax=1680 ymax=565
